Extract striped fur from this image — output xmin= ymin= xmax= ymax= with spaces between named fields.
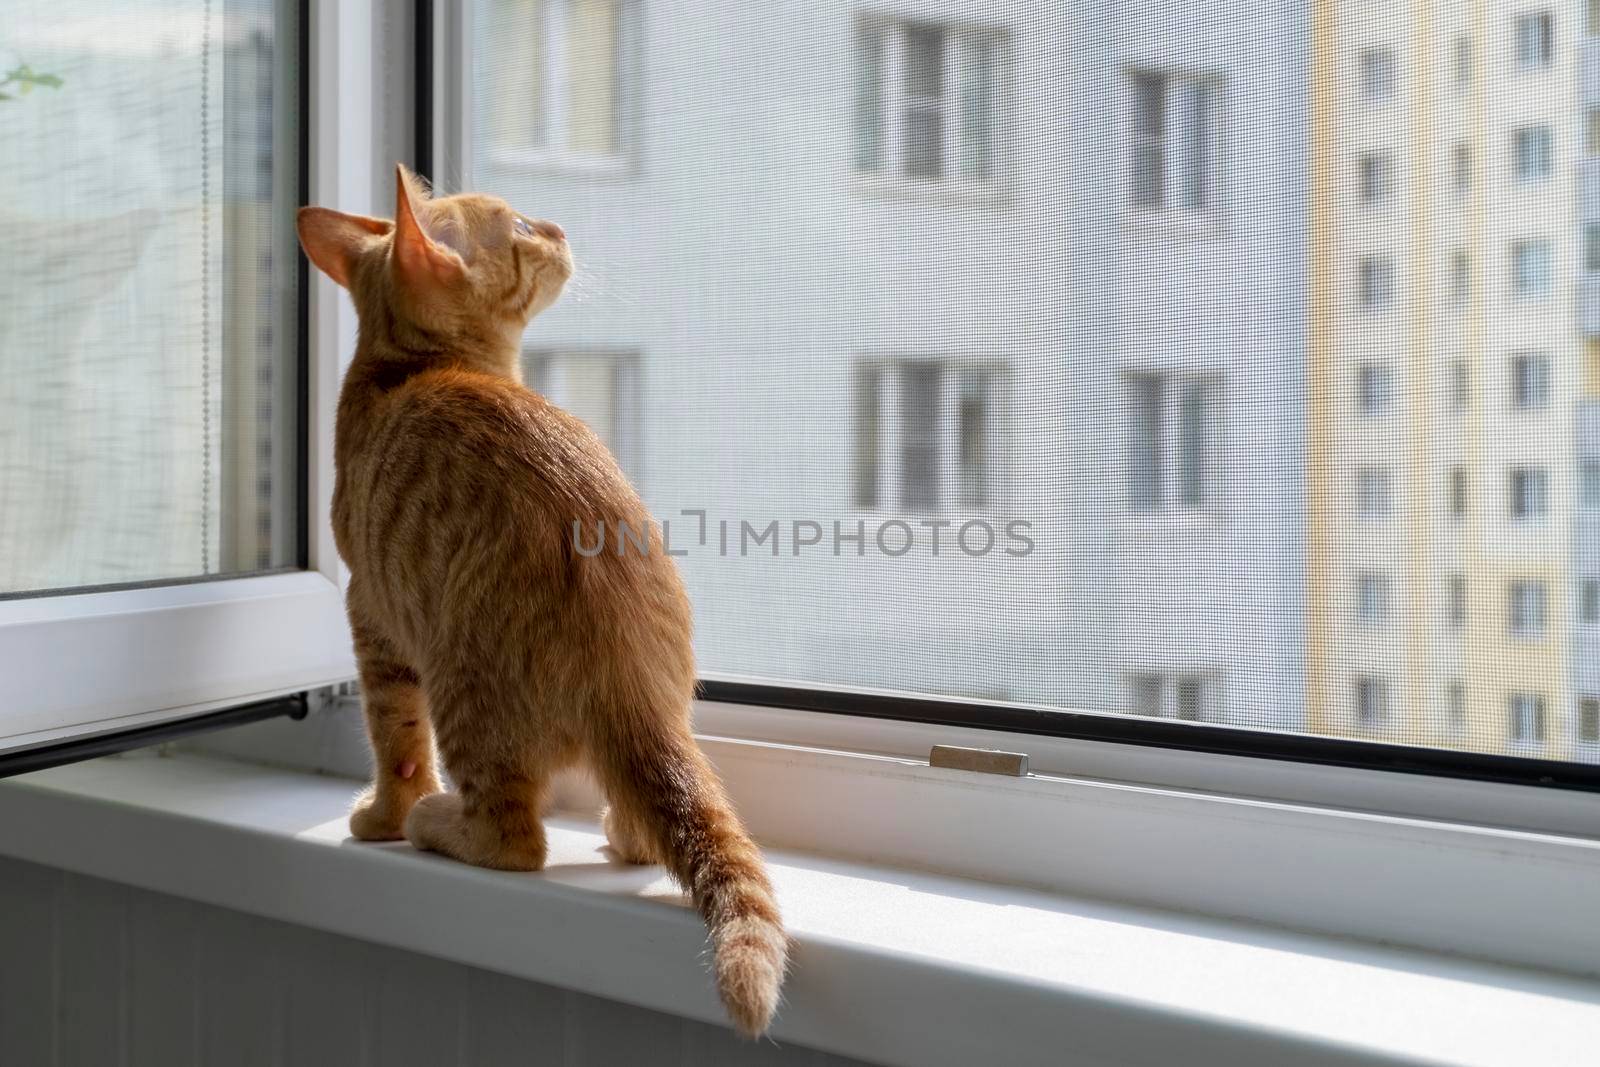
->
xmin=297 ymin=166 xmax=787 ymax=1036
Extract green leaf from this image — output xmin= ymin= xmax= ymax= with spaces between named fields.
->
xmin=33 ymin=74 xmax=62 ymax=88
xmin=0 ymin=92 xmax=12 ymax=101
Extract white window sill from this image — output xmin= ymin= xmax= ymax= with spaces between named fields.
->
xmin=2 ymin=752 xmax=1597 ymax=1067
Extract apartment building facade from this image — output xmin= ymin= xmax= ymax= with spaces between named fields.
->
xmin=466 ymin=0 xmax=1309 ymax=728
xmin=1310 ymin=0 xmax=1600 ymax=759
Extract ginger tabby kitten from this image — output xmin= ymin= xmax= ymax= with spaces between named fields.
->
xmin=296 ymin=166 xmax=786 ymax=1036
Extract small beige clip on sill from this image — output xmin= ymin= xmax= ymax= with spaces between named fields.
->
xmin=928 ymin=744 xmax=1029 ymax=777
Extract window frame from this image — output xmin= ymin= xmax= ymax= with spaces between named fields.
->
xmin=457 ymin=0 xmax=640 ymax=181
xmin=409 ymin=1 xmax=1600 ymax=821
xmin=1122 ymin=368 xmax=1224 ymax=517
xmin=849 ymin=14 xmax=1011 ymax=202
xmin=0 ymin=0 xmax=357 ymax=761
xmin=1124 ymin=65 xmax=1228 ymax=221
xmin=850 ymin=353 xmax=1010 ymax=517
xmin=1512 ymin=10 xmax=1555 ymax=72
xmin=1511 ymin=123 xmax=1553 ymax=183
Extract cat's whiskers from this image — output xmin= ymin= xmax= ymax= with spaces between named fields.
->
xmin=557 ymin=261 xmax=640 ymax=309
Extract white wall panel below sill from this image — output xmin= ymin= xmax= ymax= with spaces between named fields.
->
xmin=0 ymin=856 xmax=867 ymax=1067
xmin=0 ymin=752 xmax=1597 ymax=1067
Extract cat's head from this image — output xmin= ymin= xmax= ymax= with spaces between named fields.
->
xmin=296 ymin=164 xmax=572 ymax=341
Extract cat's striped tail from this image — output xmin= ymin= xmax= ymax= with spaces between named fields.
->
xmin=593 ymin=718 xmax=788 ymax=1037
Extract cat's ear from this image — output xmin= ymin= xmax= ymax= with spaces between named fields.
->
xmin=393 ymin=163 xmax=464 ymax=288
xmin=296 ymin=207 xmax=391 ymax=289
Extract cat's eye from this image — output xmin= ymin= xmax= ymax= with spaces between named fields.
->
xmin=512 ymin=216 xmax=532 ymax=237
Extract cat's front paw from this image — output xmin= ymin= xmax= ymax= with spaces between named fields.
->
xmin=349 ymin=781 xmax=434 ymax=841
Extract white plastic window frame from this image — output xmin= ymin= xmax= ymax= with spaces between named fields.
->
xmin=0 ymin=0 xmax=361 ymax=757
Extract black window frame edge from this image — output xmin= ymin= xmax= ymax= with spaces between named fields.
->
xmin=700 ymin=680 xmax=1600 ymax=793
xmin=415 ymin=13 xmax=1600 ymax=797
xmin=0 ymin=695 xmax=308 ymax=781
xmin=0 ymin=0 xmax=314 ymax=777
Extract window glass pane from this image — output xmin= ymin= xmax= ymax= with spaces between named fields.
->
xmin=454 ymin=2 xmax=1600 ymax=766
xmin=901 ymin=26 xmax=945 ymax=180
xmin=1129 ymin=374 xmax=1164 ymax=509
xmin=566 ymin=0 xmax=620 ymax=156
xmin=484 ymin=0 xmax=547 ymax=151
xmin=853 ymin=365 xmax=882 ymax=508
xmin=1 ymin=0 xmax=299 ymax=595
xmin=1131 ymin=71 xmax=1166 ymax=207
xmin=1179 ymin=82 xmax=1214 ymax=210
xmin=899 ymin=363 xmax=940 ymax=511
xmin=1175 ymin=678 xmax=1203 ymax=721
xmin=957 ymin=370 xmax=990 ymax=507
xmin=1132 ymin=673 xmax=1163 ymax=716
xmin=1179 ymin=380 xmax=1209 ymax=507
xmin=957 ymin=35 xmax=996 ymax=181
xmin=853 ymin=26 xmax=887 ymax=173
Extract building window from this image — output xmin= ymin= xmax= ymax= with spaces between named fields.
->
xmin=855 ymin=19 xmax=1002 ymax=184
xmin=1512 ymin=239 xmax=1552 ymax=297
xmin=1356 ymin=467 xmax=1392 ymax=517
xmin=1508 ymin=579 xmax=1548 ymax=638
xmin=480 ymin=0 xmax=627 ymax=164
xmin=1130 ymin=672 xmax=1219 ymax=721
xmin=1358 ymin=255 xmax=1394 ymax=310
xmin=1509 ymin=466 xmax=1549 ymax=521
xmin=1359 ymin=48 xmax=1397 ymax=102
xmin=1131 ymin=673 xmax=1163 ymax=716
xmin=1512 ymin=125 xmax=1553 ymax=182
xmin=1580 ymin=697 xmax=1600 ymax=744
xmin=524 ymin=349 xmax=643 ymax=482
xmin=1581 ymin=578 xmax=1600 ymax=623
xmin=1451 ymin=143 xmax=1471 ymax=197
xmin=1449 ymin=466 xmax=1469 ymax=519
xmin=1511 ymin=352 xmax=1552 ymax=409
xmin=1354 ymin=675 xmax=1389 ymax=728
xmin=1448 ymin=682 xmax=1466 ymax=734
xmin=1127 ymin=372 xmax=1221 ymax=512
xmin=1592 ymin=0 xmax=1600 ymax=34
xmin=1452 ymin=361 xmax=1470 ymax=411
xmin=1509 ymin=692 xmax=1547 ymax=743
xmin=1587 ymin=223 xmax=1600 ymax=273
xmin=1358 ymin=151 xmax=1392 ymax=205
xmin=1453 ymin=35 xmax=1473 ymax=86
xmin=1450 ymin=250 xmax=1470 ymax=304
xmin=1357 ymin=362 xmax=1394 ymax=415
xmin=854 ymin=360 xmax=1000 ymax=512
xmin=1584 ymin=459 xmax=1600 ymax=510
xmin=1129 ymin=69 xmax=1224 ymax=212
xmin=1448 ymin=573 xmax=1467 ymax=629
xmin=1356 ymin=572 xmax=1390 ymax=624
xmin=1513 ymin=12 xmax=1554 ymax=71
xmin=1175 ymin=676 xmax=1205 ymax=721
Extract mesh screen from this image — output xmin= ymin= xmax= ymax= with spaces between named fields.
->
xmin=0 ymin=0 xmax=299 ymax=595
xmin=458 ymin=1 xmax=1600 ymax=762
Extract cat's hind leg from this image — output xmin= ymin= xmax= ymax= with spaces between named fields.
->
xmin=602 ymin=797 xmax=661 ymax=865
xmin=347 ymin=607 xmax=441 ymax=841
xmin=404 ymin=770 xmax=549 ymax=871
xmin=403 ymin=665 xmax=553 ymax=871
